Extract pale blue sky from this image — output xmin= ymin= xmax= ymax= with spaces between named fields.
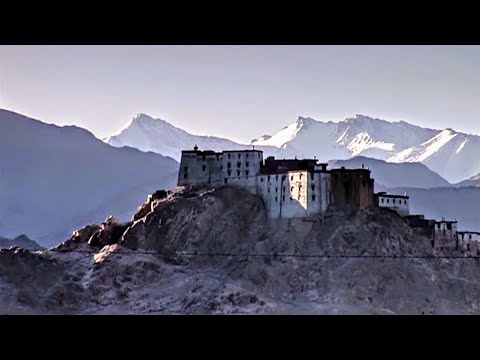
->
xmin=1 ymin=45 xmax=479 ymax=143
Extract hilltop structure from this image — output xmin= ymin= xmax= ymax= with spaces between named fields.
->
xmin=178 ymin=146 xmax=374 ymax=218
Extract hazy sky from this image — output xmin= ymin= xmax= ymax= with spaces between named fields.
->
xmin=1 ymin=45 xmax=480 ymax=143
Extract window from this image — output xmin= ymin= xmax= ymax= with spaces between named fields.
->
xmin=227 ymin=170 xmax=232 ymax=176
xmin=291 ymin=186 xmax=294 ymax=192
xmin=404 ymin=200 xmax=407 ymax=205
xmin=311 ymin=184 xmax=315 ymax=191
xmin=220 ymin=165 xmax=223 ymax=170
xmin=283 ymin=186 xmax=285 ymax=192
xmin=469 ymin=234 xmax=472 ymax=240
xmin=258 ymin=153 xmax=260 ymax=158
xmin=184 ymin=166 xmax=188 ymax=172
xmin=202 ymin=165 xmax=206 ymax=172
xmin=246 ymin=162 xmax=249 ymax=167
xmin=468 ymin=244 xmax=471 ymax=251
xmin=275 ymin=175 xmax=279 ymax=181
xmin=312 ymin=195 xmax=316 ymax=201
xmin=275 ymin=187 xmax=278 ymax=193
xmin=268 ymin=175 xmax=271 ymax=182
xmin=282 ymin=195 xmax=285 ymax=202
xmin=224 ymin=178 xmax=228 ymax=184
xmin=237 ymin=162 xmax=241 ymax=168
xmin=275 ymin=196 xmax=278 ymax=202
xmin=268 ymin=188 xmax=270 ymax=193
xmin=300 ymin=174 xmax=303 ymax=179
xmin=259 ymin=161 xmax=262 ymax=168
xmin=291 ymin=176 xmax=294 ymax=180
xmin=246 ymin=153 xmax=249 ymax=159
xmin=216 ymin=154 xmax=219 ymax=160
xmin=261 ymin=177 xmax=264 ymax=182
xmin=299 ymin=185 xmax=302 ymax=191
xmin=202 ymin=155 xmax=206 ymax=161
xmin=246 ymin=170 xmax=249 ymax=176
xmin=183 ymin=173 xmax=188 ymax=179
xmin=290 ymin=196 xmax=293 ymax=201
xmin=393 ymin=199 xmax=395 ymax=204
xmin=381 ymin=198 xmax=384 ymax=204
xmin=447 ymin=223 xmax=452 ymax=230
xmin=228 ymin=154 xmax=231 ymax=159
xmin=310 ymin=172 xmax=314 ymax=180
xmin=238 ymin=154 xmax=241 ymax=159
xmin=237 ymin=170 xmax=240 ymax=176
xmin=228 ymin=162 xmax=231 ymax=168
xmin=387 ymin=199 xmax=389 ymax=204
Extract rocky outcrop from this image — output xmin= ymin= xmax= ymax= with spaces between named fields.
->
xmin=2 ymin=185 xmax=480 ymax=315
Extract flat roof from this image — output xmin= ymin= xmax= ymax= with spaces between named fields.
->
xmin=457 ymin=231 xmax=480 ymax=235
xmin=376 ymin=192 xmax=409 ymax=199
xmin=435 ymin=220 xmax=458 ymax=224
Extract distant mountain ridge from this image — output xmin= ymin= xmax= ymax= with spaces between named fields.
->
xmin=0 ymin=109 xmax=178 ymax=247
xmin=106 ymin=113 xmax=480 ymax=183
xmin=0 ymin=234 xmax=44 ymax=251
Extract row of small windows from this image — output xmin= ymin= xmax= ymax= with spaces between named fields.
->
xmin=380 ymin=198 xmax=407 ymax=205
xmin=226 ymin=153 xmax=262 ymax=160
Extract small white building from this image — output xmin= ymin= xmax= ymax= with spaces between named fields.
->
xmin=457 ymin=231 xmax=480 ymax=252
xmin=375 ymin=192 xmax=409 ymax=216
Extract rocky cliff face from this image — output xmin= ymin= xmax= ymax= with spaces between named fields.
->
xmin=1 ymin=185 xmax=480 ymax=314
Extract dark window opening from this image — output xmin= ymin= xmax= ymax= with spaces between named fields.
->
xmin=387 ymin=199 xmax=390 ymax=204
xmin=300 ymin=174 xmax=303 ymax=179
xmin=216 ymin=154 xmax=219 ymax=160
xmin=311 ymin=185 xmax=315 ymax=191
xmin=275 ymin=187 xmax=278 ymax=193
xmin=268 ymin=188 xmax=270 ymax=193
xmin=469 ymin=234 xmax=472 ymax=240
xmin=220 ymin=165 xmax=223 ymax=170
xmin=259 ymin=161 xmax=262 ymax=168
xmin=290 ymin=196 xmax=293 ymax=201
xmin=227 ymin=162 xmax=231 ymax=168
xmin=275 ymin=175 xmax=279 ymax=181
xmin=238 ymin=154 xmax=241 ymax=159
xmin=228 ymin=154 xmax=231 ymax=159
xmin=275 ymin=196 xmax=278 ymax=202
xmin=261 ymin=177 xmax=264 ymax=182
xmin=237 ymin=162 xmax=241 ymax=168
xmin=312 ymin=195 xmax=316 ymax=201
xmin=202 ymin=155 xmax=206 ymax=161
xmin=282 ymin=195 xmax=285 ymax=202
xmin=227 ymin=170 xmax=232 ymax=176
xmin=246 ymin=170 xmax=249 ymax=176
xmin=183 ymin=173 xmax=188 ymax=179
xmin=283 ymin=186 xmax=285 ymax=192
xmin=393 ymin=199 xmax=396 ymax=204
xmin=310 ymin=172 xmax=314 ymax=180
xmin=291 ymin=186 xmax=294 ymax=192
xmin=246 ymin=162 xmax=249 ymax=167
xmin=246 ymin=153 xmax=249 ymax=159
xmin=404 ymin=200 xmax=407 ymax=205
xmin=468 ymin=244 xmax=471 ymax=251
xmin=224 ymin=178 xmax=228 ymax=184
xmin=291 ymin=176 xmax=294 ymax=181
xmin=184 ymin=166 xmax=188 ymax=172
xmin=268 ymin=175 xmax=271 ymax=181
xmin=202 ymin=165 xmax=206 ymax=172
xmin=381 ymin=198 xmax=384 ymax=204
xmin=237 ymin=170 xmax=240 ymax=176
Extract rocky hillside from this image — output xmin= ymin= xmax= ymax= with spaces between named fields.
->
xmin=1 ymin=185 xmax=480 ymax=314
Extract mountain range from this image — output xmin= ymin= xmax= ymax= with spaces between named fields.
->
xmin=0 ymin=234 xmax=44 ymax=251
xmin=2 ymin=108 xmax=480 ymax=246
xmin=107 ymin=113 xmax=480 ymax=184
xmin=0 ymin=109 xmax=178 ymax=247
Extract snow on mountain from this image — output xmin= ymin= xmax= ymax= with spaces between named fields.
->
xmin=105 ymin=112 xmax=480 ymax=184
xmin=388 ymin=129 xmax=480 ymax=183
xmin=105 ymin=114 xmax=283 ymax=161
xmin=0 ymin=109 xmax=179 ymax=247
xmin=328 ymin=156 xmax=450 ymax=189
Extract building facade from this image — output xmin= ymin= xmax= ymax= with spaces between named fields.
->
xmin=375 ymin=192 xmax=410 ymax=216
xmin=177 ymin=147 xmax=376 ymax=218
xmin=433 ymin=220 xmax=458 ymax=251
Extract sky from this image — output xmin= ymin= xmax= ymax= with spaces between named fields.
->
xmin=1 ymin=45 xmax=480 ymax=143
